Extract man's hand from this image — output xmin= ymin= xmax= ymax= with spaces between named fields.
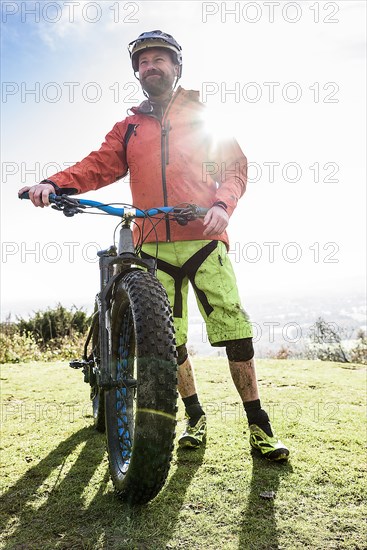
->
xmin=18 ymin=183 xmax=55 ymax=207
xmin=203 ymin=205 xmax=229 ymax=237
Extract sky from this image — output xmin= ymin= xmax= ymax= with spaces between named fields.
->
xmin=1 ymin=0 xmax=366 ymax=321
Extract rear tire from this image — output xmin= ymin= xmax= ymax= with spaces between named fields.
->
xmin=91 ymin=385 xmax=105 ymax=432
xmin=90 ymin=306 xmax=105 ymax=432
xmin=105 ymin=270 xmax=177 ymax=504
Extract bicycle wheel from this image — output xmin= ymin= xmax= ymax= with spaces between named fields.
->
xmin=90 ymin=306 xmax=105 ymax=432
xmin=105 ymin=269 xmax=177 ymax=504
xmin=91 ymin=386 xmax=105 ymax=431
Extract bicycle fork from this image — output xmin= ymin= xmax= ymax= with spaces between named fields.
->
xmin=70 ymin=222 xmax=157 ymax=390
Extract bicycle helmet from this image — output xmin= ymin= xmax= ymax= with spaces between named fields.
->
xmin=128 ymin=30 xmax=182 ymax=77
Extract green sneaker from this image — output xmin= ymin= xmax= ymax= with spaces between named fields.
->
xmin=249 ymin=424 xmax=289 ymax=461
xmin=178 ymin=415 xmax=207 ymax=448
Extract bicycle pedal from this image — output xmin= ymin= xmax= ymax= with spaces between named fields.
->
xmin=69 ymin=360 xmax=87 ymax=370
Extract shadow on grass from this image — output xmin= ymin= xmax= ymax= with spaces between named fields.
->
xmin=239 ymin=451 xmax=293 ymax=550
xmin=1 ymin=426 xmax=206 ymax=549
xmin=0 ymin=426 xmax=107 ymax=549
xmin=92 ymin=443 xmax=207 ymax=549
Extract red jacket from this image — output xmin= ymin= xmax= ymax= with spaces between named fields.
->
xmin=49 ymin=86 xmax=248 ymax=247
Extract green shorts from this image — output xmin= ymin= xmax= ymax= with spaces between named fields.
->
xmin=141 ymin=240 xmax=253 ymax=347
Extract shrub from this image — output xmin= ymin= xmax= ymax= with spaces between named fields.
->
xmin=0 ymin=319 xmax=18 ymax=338
xmin=0 ymin=305 xmax=91 ymax=363
xmin=0 ymin=332 xmax=42 ymax=363
xmin=349 ymin=331 xmax=367 ymax=365
xmin=17 ymin=303 xmax=91 ymax=345
xmin=306 ymin=317 xmax=350 ymax=363
xmin=41 ymin=333 xmax=87 ymax=362
xmin=0 ymin=331 xmax=86 ymax=364
xmin=270 ymin=346 xmax=293 ymax=360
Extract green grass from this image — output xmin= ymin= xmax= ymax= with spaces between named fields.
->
xmin=1 ymin=358 xmax=366 ymax=549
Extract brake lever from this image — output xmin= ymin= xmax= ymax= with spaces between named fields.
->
xmin=51 ymin=205 xmax=85 ymax=217
xmin=51 ymin=195 xmax=86 ymax=217
xmin=174 ymin=205 xmax=198 ymax=226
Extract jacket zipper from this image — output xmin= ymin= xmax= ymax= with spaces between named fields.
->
xmin=161 ymin=90 xmax=180 ymax=242
xmin=160 ymin=121 xmax=170 ymax=240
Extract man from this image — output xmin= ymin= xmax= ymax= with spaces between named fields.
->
xmin=19 ymin=30 xmax=289 ymax=461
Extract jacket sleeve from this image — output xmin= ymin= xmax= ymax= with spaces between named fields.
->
xmin=212 ymin=137 xmax=247 ymax=217
xmin=48 ymin=121 xmax=129 ymax=194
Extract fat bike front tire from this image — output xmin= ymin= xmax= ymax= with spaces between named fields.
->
xmin=105 ymin=270 xmax=177 ymax=505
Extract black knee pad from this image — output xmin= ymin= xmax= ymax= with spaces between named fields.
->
xmin=176 ymin=344 xmax=188 ymax=365
xmin=225 ymin=338 xmax=254 ymax=362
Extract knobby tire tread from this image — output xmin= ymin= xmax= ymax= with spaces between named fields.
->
xmin=105 ymin=270 xmax=177 ymax=505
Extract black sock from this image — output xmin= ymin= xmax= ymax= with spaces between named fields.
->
xmin=244 ymin=399 xmax=273 ymax=437
xmin=183 ymin=394 xmax=205 ymax=426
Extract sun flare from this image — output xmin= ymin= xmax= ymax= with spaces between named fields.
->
xmin=200 ymin=103 xmax=236 ymax=145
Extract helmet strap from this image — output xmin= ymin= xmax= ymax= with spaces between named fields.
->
xmin=173 ymin=74 xmax=180 ymax=90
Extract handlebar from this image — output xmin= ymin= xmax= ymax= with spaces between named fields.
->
xmin=19 ymin=192 xmax=209 ymax=223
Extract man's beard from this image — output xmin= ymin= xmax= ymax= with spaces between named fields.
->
xmin=141 ymin=70 xmax=174 ymax=97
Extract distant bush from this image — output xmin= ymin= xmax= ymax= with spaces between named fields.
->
xmin=17 ymin=303 xmax=90 ymax=345
xmin=40 ymin=333 xmax=87 ymax=362
xmin=306 ymin=317 xmax=350 ymax=362
xmin=270 ymin=346 xmax=293 ymax=360
xmin=0 ymin=305 xmax=91 ymax=363
xmin=0 ymin=332 xmax=42 ymax=363
xmin=349 ymin=330 xmax=367 ymax=365
xmin=266 ymin=321 xmax=366 ymax=365
xmin=305 ymin=318 xmax=367 ymax=364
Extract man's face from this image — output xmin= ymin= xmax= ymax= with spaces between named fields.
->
xmin=138 ymin=47 xmax=178 ymax=97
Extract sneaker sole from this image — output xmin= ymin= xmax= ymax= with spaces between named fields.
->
xmin=251 ymin=444 xmax=290 ymax=461
xmin=178 ymin=435 xmax=204 ymax=448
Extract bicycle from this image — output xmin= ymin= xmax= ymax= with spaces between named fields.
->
xmin=19 ymin=192 xmax=208 ymax=504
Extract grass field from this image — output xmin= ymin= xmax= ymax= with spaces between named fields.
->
xmin=0 ymin=358 xmax=366 ymax=549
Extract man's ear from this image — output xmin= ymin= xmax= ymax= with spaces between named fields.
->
xmin=174 ymin=65 xmax=179 ymax=75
